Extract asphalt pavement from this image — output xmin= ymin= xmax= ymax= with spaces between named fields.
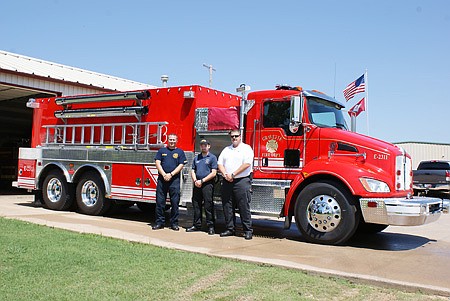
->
xmin=1 ymin=194 xmax=450 ymax=296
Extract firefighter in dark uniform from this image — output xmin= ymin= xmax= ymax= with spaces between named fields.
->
xmin=152 ymin=133 xmax=187 ymax=231
xmin=186 ymin=139 xmax=218 ymax=235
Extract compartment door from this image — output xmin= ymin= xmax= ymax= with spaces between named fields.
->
xmin=111 ymin=163 xmax=143 ymax=200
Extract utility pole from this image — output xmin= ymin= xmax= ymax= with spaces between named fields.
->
xmin=203 ymin=63 xmax=216 ymax=87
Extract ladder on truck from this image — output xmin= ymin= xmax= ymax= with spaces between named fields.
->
xmin=42 ymin=122 xmax=168 ymax=150
xmin=41 ymin=90 xmax=168 ymax=150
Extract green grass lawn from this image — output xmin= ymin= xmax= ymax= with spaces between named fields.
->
xmin=0 ymin=217 xmax=446 ymax=301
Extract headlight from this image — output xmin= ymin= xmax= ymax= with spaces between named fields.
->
xmin=359 ymin=178 xmax=390 ymax=193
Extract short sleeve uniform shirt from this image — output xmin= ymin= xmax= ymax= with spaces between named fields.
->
xmin=155 ymin=147 xmax=187 ymax=179
xmin=192 ymin=152 xmax=218 ymax=180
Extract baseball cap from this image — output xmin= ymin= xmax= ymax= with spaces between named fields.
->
xmin=199 ymin=139 xmax=210 ymax=145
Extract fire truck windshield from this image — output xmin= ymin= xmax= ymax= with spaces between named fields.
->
xmin=307 ymin=97 xmax=348 ymax=130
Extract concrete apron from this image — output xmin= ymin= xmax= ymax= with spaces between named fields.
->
xmin=1 ymin=194 xmax=450 ymax=297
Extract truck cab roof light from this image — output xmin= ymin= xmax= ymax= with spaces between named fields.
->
xmin=311 ymin=89 xmax=325 ymax=94
xmin=275 ymin=85 xmax=302 ymax=91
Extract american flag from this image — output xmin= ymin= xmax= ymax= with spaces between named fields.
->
xmin=343 ymin=74 xmax=365 ymax=101
xmin=348 ymin=98 xmax=366 ymax=117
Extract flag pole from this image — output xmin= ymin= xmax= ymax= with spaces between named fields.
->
xmin=365 ymin=69 xmax=369 ymax=135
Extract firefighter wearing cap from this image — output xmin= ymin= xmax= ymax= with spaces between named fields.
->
xmin=186 ymin=139 xmax=218 ymax=235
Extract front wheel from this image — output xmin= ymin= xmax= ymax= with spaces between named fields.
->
xmin=76 ymin=171 xmax=110 ymax=215
xmin=294 ymin=181 xmax=359 ymax=245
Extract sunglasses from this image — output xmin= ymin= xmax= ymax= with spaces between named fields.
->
xmin=230 ymin=135 xmax=240 ymax=138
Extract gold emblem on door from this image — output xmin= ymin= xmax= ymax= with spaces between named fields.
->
xmin=266 ymin=139 xmax=278 ymax=153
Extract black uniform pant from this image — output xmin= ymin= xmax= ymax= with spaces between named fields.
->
xmin=155 ymin=177 xmax=180 ymax=226
xmin=221 ymin=176 xmax=252 ymax=233
xmin=191 ymin=181 xmax=214 ymax=228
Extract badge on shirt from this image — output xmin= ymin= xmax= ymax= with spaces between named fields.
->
xmin=173 ymin=153 xmax=179 ymax=159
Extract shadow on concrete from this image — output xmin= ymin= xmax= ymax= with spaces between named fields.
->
xmin=0 ymin=188 xmax=32 ymax=195
xmin=348 ymin=232 xmax=433 ymax=251
xmin=16 ymin=200 xmax=432 ymax=251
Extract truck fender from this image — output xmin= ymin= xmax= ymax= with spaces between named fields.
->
xmin=283 ymin=169 xmax=355 ymax=218
xmin=72 ymin=164 xmax=111 ymax=196
xmin=37 ymin=162 xmax=71 ymax=189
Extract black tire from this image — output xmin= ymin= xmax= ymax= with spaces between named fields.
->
xmin=76 ymin=171 xmax=110 ymax=215
xmin=42 ymin=170 xmax=74 ymax=211
xmin=294 ymin=181 xmax=359 ymax=245
xmin=136 ymin=202 xmax=156 ymax=213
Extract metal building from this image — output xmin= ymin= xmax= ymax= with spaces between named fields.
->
xmin=0 ymin=50 xmax=155 ymax=190
xmin=395 ymin=141 xmax=450 ymax=169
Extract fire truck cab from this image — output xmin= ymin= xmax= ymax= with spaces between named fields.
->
xmin=13 ymin=84 xmax=449 ymax=245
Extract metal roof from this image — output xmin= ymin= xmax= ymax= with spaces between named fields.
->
xmin=0 ymin=50 xmax=155 ymax=91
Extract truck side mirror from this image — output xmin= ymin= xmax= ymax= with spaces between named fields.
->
xmin=289 ymin=95 xmax=303 ymax=133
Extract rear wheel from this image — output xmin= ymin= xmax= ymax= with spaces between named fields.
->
xmin=42 ymin=170 xmax=74 ymax=210
xmin=294 ymin=181 xmax=359 ymax=245
xmin=76 ymin=171 xmax=110 ymax=215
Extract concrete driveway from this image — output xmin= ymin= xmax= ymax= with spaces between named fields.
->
xmin=1 ymin=194 xmax=450 ymax=296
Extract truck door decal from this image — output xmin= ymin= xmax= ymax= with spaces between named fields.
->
xmin=257 ymin=99 xmax=304 ymax=174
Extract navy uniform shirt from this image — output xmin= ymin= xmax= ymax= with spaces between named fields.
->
xmin=155 ymin=147 xmax=187 ymax=179
xmin=192 ymin=152 xmax=218 ymax=181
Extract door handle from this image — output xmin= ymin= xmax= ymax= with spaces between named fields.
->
xmin=135 ymin=178 xmax=141 ymax=186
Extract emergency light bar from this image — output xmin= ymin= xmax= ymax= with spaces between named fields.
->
xmin=54 ymin=106 xmax=148 ymax=119
xmin=55 ymin=91 xmax=150 ymax=106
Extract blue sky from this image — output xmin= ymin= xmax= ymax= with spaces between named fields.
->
xmin=2 ymin=1 xmax=449 ymax=144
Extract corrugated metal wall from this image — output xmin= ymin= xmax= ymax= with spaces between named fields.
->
xmin=395 ymin=142 xmax=450 ymax=169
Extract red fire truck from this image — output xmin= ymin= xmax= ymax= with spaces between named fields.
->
xmin=13 ymin=84 xmax=449 ymax=245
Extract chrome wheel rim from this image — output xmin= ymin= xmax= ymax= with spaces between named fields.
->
xmin=46 ymin=178 xmax=62 ymax=203
xmin=81 ymin=180 xmax=99 ymax=207
xmin=307 ymin=194 xmax=341 ymax=233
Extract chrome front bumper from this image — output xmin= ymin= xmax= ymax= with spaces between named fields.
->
xmin=359 ymin=197 xmax=450 ymax=226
